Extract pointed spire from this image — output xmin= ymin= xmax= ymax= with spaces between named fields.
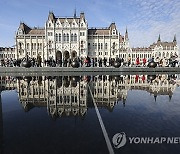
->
xmin=158 ymin=34 xmax=161 ymax=42
xmin=74 ymin=8 xmax=77 ymax=18
xmin=173 ymin=34 xmax=177 ymax=43
xmin=125 ymin=26 xmax=128 ymax=34
xmin=125 ymin=26 xmax=128 ymax=40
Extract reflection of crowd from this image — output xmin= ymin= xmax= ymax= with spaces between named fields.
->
xmin=0 ymin=55 xmax=179 ymax=67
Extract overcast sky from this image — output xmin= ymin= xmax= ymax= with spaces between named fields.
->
xmin=0 ymin=0 xmax=180 ymax=48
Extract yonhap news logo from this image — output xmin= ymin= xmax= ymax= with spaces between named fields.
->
xmin=112 ymin=132 xmax=180 ymax=148
xmin=112 ymin=132 xmax=127 ymax=148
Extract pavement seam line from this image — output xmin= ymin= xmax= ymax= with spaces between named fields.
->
xmin=88 ymin=84 xmax=114 ymax=154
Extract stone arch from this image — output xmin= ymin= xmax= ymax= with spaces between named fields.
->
xmin=71 ymin=50 xmax=77 ymax=59
xmin=56 ymin=51 xmax=62 ymax=60
xmin=64 ymin=51 xmax=70 ymax=60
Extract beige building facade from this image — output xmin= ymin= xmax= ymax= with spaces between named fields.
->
xmin=15 ymin=11 xmax=179 ymax=65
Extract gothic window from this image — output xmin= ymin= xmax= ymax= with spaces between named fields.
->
xmin=163 ymin=52 xmax=165 ymax=57
xmin=112 ymin=42 xmax=116 ymax=49
xmin=98 ymin=43 xmax=100 ymax=50
xmin=49 ymin=23 xmax=51 ymax=27
xmin=74 ymin=33 xmax=77 ymax=42
xmin=71 ymin=34 xmax=74 ymax=41
xmin=63 ymin=33 xmax=66 ymax=42
xmin=18 ymin=29 xmax=23 ymax=35
xmin=40 ymin=43 xmax=42 ymax=49
xmin=34 ymin=43 xmax=36 ymax=50
xmin=67 ymin=33 xmax=69 ymax=42
xmin=81 ymin=41 xmax=83 ymax=48
xmin=159 ymin=52 xmax=161 ymax=57
xmin=166 ymin=52 xmax=168 ymax=57
xmin=59 ymin=34 xmax=61 ymax=42
xmin=27 ymin=43 xmax=29 ymax=50
xmin=101 ymin=43 xmax=103 ymax=50
xmin=95 ymin=43 xmax=97 ymax=49
xmin=19 ymin=42 xmax=22 ymax=49
xmin=56 ymin=33 xmax=58 ymax=42
xmin=112 ymin=30 xmax=116 ymax=35
xmin=105 ymin=43 xmax=108 ymax=49
xmin=81 ymin=23 xmax=83 ymax=27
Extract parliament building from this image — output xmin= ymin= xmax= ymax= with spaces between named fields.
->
xmin=15 ymin=11 xmax=179 ymax=64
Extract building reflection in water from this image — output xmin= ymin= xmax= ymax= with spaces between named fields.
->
xmin=0 ymin=89 xmax=3 ymax=153
xmin=0 ymin=74 xmax=179 ymax=119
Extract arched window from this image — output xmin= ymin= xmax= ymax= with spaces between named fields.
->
xmin=27 ymin=43 xmax=29 ymax=50
xmin=56 ymin=33 xmax=58 ymax=42
xmin=19 ymin=42 xmax=22 ymax=49
xmin=67 ymin=33 xmax=69 ymax=42
xmin=59 ymin=34 xmax=61 ymax=42
xmin=163 ymin=52 xmax=165 ymax=57
xmin=105 ymin=43 xmax=108 ymax=50
xmin=63 ymin=33 xmax=66 ymax=42
xmin=112 ymin=42 xmax=116 ymax=49
xmin=74 ymin=33 xmax=77 ymax=42
xmin=71 ymin=33 xmax=74 ymax=41
xmin=159 ymin=52 xmax=161 ymax=57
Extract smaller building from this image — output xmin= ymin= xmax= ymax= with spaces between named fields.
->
xmin=0 ymin=47 xmax=15 ymax=60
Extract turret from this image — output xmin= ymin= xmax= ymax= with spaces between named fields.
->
xmin=80 ymin=12 xmax=85 ymax=21
xmin=48 ymin=11 xmax=55 ymax=22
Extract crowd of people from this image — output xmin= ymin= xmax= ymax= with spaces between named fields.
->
xmin=0 ymin=55 xmax=179 ymax=67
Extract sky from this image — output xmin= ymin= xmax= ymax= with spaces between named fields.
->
xmin=0 ymin=0 xmax=180 ymax=48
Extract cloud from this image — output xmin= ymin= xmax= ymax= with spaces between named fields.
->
xmin=122 ymin=0 xmax=180 ymax=48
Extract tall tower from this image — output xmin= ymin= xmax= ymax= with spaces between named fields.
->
xmin=124 ymin=27 xmax=130 ymax=49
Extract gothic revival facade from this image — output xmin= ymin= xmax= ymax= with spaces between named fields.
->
xmin=15 ymin=11 xmax=179 ymax=64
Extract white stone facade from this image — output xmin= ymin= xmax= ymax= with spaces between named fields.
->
xmin=15 ymin=12 xmax=179 ymax=64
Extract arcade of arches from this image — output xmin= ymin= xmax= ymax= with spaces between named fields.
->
xmin=56 ymin=51 xmax=77 ymax=60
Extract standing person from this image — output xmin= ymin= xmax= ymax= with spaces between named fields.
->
xmin=103 ymin=57 xmax=107 ymax=67
xmin=136 ymin=57 xmax=140 ymax=66
xmin=127 ymin=56 xmax=131 ymax=67
xmin=37 ymin=54 xmax=42 ymax=67
xmin=99 ymin=58 xmax=102 ymax=67
xmin=143 ymin=57 xmax=147 ymax=67
xmin=92 ymin=58 xmax=95 ymax=67
xmin=121 ymin=58 xmax=124 ymax=66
